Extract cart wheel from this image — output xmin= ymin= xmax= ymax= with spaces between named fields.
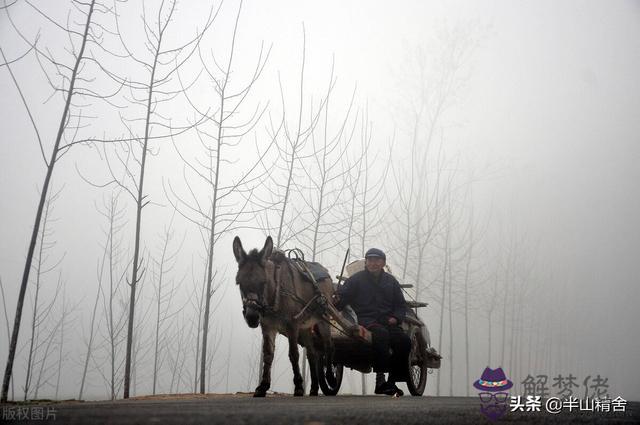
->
xmin=406 ymin=327 xmax=428 ymax=396
xmin=316 ymin=357 xmax=343 ymax=396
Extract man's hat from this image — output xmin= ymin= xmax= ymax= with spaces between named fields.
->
xmin=473 ymin=367 xmax=513 ymax=392
xmin=365 ymin=248 xmax=386 ymax=261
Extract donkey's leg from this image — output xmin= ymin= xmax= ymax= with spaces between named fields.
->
xmin=254 ymin=326 xmax=276 ymax=397
xmin=306 ymin=347 xmax=320 ymax=396
xmin=317 ymin=322 xmax=337 ymax=386
xmin=287 ymin=326 xmax=304 ymax=396
xmin=299 ymin=330 xmax=319 ymax=395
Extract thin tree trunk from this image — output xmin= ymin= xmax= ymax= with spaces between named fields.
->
xmin=34 ymin=313 xmax=62 ymax=399
xmin=360 ymin=149 xmax=369 ymax=259
xmin=359 ymin=144 xmax=370 ymax=397
xmin=153 ymin=288 xmax=161 ymax=395
xmin=153 ymin=223 xmax=173 ymax=395
xmin=169 ymin=322 xmax=184 ymax=394
xmin=463 ymin=222 xmax=473 ymax=396
xmin=400 ymin=207 xmax=412 ymax=282
xmin=123 ymin=18 xmax=164 ymax=399
xmin=108 ymin=198 xmax=117 ymax=400
xmin=78 ymin=264 xmax=103 ymax=400
xmin=80 ymin=197 xmax=116 ymax=400
xmin=0 ymin=278 xmax=15 ymax=400
xmin=24 ymin=200 xmax=49 ymax=400
xmin=194 ymin=261 xmax=206 ymax=392
xmin=225 ymin=320 xmax=233 ymax=393
xmin=176 ymin=338 xmax=187 ymax=392
xmin=436 ymin=223 xmax=449 ymax=396
xmin=516 ymin=289 xmax=524 ymax=385
xmin=199 ymin=2 xmax=247 ymax=394
xmin=276 ymin=29 xmax=306 ymax=249
xmin=199 ymin=57 xmax=225 ymax=396
xmin=500 ymin=275 xmax=508 ymax=367
xmin=414 ymin=246 xmax=424 ymax=306
xmin=488 ymin=275 xmax=499 ymax=367
xmin=55 ymin=287 xmax=66 ymax=400
xmin=447 ymin=244 xmax=453 ymax=396
xmin=527 ymin=309 xmax=533 ymax=381
xmin=508 ymin=280 xmax=517 ymax=376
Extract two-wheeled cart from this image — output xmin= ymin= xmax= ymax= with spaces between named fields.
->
xmin=313 ymin=260 xmax=441 ymax=396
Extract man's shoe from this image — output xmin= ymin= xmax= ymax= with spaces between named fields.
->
xmin=389 ymin=383 xmax=404 ymax=397
xmin=374 ymin=381 xmax=397 ymax=395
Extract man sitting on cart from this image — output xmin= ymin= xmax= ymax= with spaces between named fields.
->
xmin=333 ymin=248 xmax=411 ymax=396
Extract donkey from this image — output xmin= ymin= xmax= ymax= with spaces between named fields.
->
xmin=233 ymin=235 xmax=336 ymax=397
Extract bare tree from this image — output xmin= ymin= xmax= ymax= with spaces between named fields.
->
xmin=457 ymin=185 xmax=489 ymax=396
xmin=163 ymin=0 xmax=272 ymax=394
xmin=345 ymin=106 xmax=393 ymax=260
xmin=104 ymin=197 xmax=129 ymax=399
xmin=225 ymin=319 xmax=234 ymax=393
xmin=54 ymin=286 xmax=71 ymax=400
xmin=151 ymin=214 xmax=184 ymax=395
xmin=432 ymin=173 xmax=470 ymax=396
xmin=166 ymin=313 xmax=190 ymax=394
xmin=254 ymin=25 xmax=329 ymax=249
xmin=82 ymin=0 xmax=216 ymax=398
xmin=434 ymin=193 xmax=451 ymax=396
xmin=187 ymin=257 xmax=208 ymax=393
xmin=130 ymin=289 xmax=156 ymax=397
xmin=251 ymin=29 xmax=345 ymax=391
xmin=390 ymin=25 xmax=476 ymax=289
xmin=32 ymin=297 xmax=63 ymax=399
xmin=485 ymin=269 xmax=500 ymax=367
xmin=382 ymin=25 xmax=478 ymax=397
xmin=243 ymin=338 xmax=260 ymax=392
xmin=292 ymin=63 xmax=358 ymax=391
xmin=339 ymin=107 xmax=393 ymax=395
xmin=0 ymin=0 xmax=113 ymax=402
xmin=293 ymin=66 xmax=358 ymax=260
xmin=78 ymin=196 xmax=116 ymax=400
xmin=507 ymin=238 xmax=535 ymax=387
xmin=23 ymin=190 xmax=64 ymax=400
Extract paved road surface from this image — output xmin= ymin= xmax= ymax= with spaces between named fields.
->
xmin=1 ymin=394 xmax=638 ymax=424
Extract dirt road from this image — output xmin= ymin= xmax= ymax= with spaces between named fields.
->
xmin=1 ymin=394 xmax=638 ymax=424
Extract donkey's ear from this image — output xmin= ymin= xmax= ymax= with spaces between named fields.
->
xmin=260 ymin=236 xmax=273 ymax=262
xmin=232 ymin=236 xmax=247 ymax=264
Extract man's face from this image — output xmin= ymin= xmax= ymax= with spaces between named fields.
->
xmin=365 ymin=256 xmax=385 ymax=275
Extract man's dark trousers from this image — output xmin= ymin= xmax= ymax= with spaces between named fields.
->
xmin=368 ymin=324 xmax=411 ymax=381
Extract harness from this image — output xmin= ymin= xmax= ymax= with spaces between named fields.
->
xmin=240 ymin=249 xmax=363 ymax=341
xmin=239 ymin=250 xmax=324 ymax=320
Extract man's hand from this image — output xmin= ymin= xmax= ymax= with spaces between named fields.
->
xmin=387 ymin=316 xmax=398 ymax=326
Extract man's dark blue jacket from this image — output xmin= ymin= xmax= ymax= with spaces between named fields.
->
xmin=335 ymin=270 xmax=408 ymax=327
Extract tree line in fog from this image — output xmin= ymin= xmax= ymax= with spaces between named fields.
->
xmin=0 ymin=0 xmax=571 ymax=402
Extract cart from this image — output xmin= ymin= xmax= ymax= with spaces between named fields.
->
xmin=313 ymin=260 xmax=441 ymax=396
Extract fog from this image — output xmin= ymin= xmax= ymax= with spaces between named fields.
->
xmin=1 ymin=0 xmax=639 ymax=402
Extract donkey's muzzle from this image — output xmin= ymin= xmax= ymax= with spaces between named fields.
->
xmin=242 ymin=297 xmax=262 ymax=328
xmin=244 ymin=306 xmax=261 ymax=328
xmin=241 ymin=292 xmax=263 ymax=328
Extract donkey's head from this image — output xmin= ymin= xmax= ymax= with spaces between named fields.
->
xmin=232 ymin=236 xmax=274 ymax=328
